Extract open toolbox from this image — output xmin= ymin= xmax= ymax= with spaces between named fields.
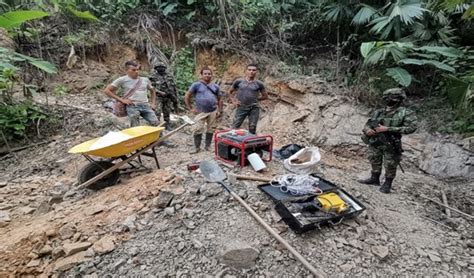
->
xmin=259 ymin=175 xmax=366 ymax=234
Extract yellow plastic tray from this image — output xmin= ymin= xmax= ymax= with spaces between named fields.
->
xmin=68 ymin=126 xmax=164 ymax=158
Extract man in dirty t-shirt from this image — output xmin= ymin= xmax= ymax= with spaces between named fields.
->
xmin=104 ymin=60 xmax=159 ymax=127
xmin=229 ymin=64 xmax=268 ymax=134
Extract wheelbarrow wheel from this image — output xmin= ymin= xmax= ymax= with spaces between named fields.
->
xmin=78 ymin=161 xmax=120 ymax=190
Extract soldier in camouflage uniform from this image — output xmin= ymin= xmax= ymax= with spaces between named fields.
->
xmin=358 ymin=88 xmax=417 ymax=193
xmin=150 ymin=64 xmax=179 ymax=130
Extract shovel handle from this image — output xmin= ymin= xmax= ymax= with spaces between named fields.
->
xmin=221 ymin=182 xmax=326 ymax=277
xmin=233 ymin=174 xmax=272 ymax=183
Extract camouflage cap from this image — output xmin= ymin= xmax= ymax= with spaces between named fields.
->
xmin=382 ymin=88 xmax=406 ymax=99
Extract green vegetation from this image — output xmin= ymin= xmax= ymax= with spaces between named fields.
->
xmin=0 ymin=0 xmax=472 ymax=138
xmin=172 ymin=47 xmax=195 ymax=101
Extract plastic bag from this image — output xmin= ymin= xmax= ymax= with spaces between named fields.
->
xmin=273 ymin=144 xmax=304 ymax=159
xmin=283 ymin=147 xmax=321 ymax=174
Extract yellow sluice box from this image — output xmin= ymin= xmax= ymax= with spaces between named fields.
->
xmin=317 ymin=192 xmax=348 ymax=214
xmin=68 ymin=126 xmax=164 ymax=158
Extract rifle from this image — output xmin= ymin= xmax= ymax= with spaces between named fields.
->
xmin=364 ymin=119 xmax=405 ymax=173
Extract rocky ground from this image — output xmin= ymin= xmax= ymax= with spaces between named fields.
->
xmin=0 ymin=92 xmax=473 ymax=277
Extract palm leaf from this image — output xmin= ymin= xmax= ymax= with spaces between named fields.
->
xmin=68 ymin=7 xmax=99 ymax=21
xmin=0 ymin=10 xmax=49 ymax=29
xmin=444 ymin=75 xmax=471 ymax=109
xmin=352 ymin=4 xmax=378 ymax=25
xmin=386 ymin=67 xmax=412 ymax=86
xmin=388 ymin=0 xmax=426 ymax=25
xmin=399 ymin=58 xmax=455 ymax=72
xmin=360 ymin=42 xmax=376 ymax=58
xmin=415 ymin=46 xmax=463 ymax=57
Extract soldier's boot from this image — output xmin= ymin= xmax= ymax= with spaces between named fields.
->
xmin=358 ymin=172 xmax=381 ymax=186
xmin=204 ymin=133 xmax=213 ymax=151
xmin=379 ymin=177 xmax=394 ymax=194
xmin=165 ymin=122 xmax=172 ymax=131
xmin=189 ymin=134 xmax=202 ymax=154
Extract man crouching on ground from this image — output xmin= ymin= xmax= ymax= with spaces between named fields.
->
xmin=104 ymin=60 xmax=159 ymax=127
xmin=184 ymin=66 xmax=223 ymax=153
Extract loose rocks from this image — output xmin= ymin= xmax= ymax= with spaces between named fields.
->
xmin=220 ymin=241 xmax=260 ymax=269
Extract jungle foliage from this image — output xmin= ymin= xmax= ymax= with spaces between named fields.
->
xmin=0 ymin=0 xmax=473 ymax=138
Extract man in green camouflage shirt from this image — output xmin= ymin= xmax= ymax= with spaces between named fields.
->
xmin=358 ymin=88 xmax=417 ymax=193
xmin=150 ymin=64 xmax=179 ymax=130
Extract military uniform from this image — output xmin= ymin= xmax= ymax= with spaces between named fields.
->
xmin=150 ymin=66 xmax=179 ymax=130
xmin=359 ymin=88 xmax=417 ymax=193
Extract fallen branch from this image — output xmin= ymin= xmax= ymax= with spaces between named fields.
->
xmin=420 ymin=194 xmax=473 ymax=220
xmin=0 ymin=140 xmax=51 ymax=156
xmin=422 ymin=216 xmax=453 ymax=230
xmin=441 ymin=190 xmax=451 ymax=218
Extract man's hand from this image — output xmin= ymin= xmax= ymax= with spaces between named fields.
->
xmin=374 ymin=125 xmax=389 ymax=133
xmin=159 ymin=91 xmax=167 ymax=97
xmin=151 ymin=103 xmax=156 ymax=111
xmin=365 ymin=129 xmax=377 ymax=136
xmin=121 ymin=98 xmax=133 ymax=105
xmin=232 ymin=98 xmax=241 ymax=107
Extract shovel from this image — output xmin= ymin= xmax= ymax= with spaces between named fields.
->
xmin=199 ymin=160 xmax=326 ymax=278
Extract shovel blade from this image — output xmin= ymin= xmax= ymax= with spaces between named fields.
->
xmin=199 ymin=160 xmax=227 ymax=183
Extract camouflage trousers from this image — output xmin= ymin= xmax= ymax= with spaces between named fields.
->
xmin=157 ymin=98 xmax=173 ymax=126
xmin=367 ymin=145 xmax=401 ymax=178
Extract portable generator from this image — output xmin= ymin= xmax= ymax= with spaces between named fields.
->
xmin=214 ymin=129 xmax=273 ymax=167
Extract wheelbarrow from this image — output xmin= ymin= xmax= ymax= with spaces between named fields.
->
xmin=69 ymin=115 xmax=200 ymax=190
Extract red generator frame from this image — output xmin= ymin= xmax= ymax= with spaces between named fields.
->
xmin=214 ymin=129 xmax=273 ymax=167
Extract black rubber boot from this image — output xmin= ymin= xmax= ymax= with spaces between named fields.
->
xmin=204 ymin=133 xmax=213 ymax=151
xmin=380 ymin=177 xmax=394 ymax=194
xmin=358 ymin=172 xmax=381 ymax=186
xmin=189 ymin=134 xmax=202 ymax=154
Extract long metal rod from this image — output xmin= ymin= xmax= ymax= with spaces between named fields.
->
xmin=218 ymin=181 xmax=326 ymax=278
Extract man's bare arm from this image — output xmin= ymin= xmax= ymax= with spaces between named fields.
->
xmin=104 ymin=85 xmax=132 ymax=105
xmin=258 ymin=88 xmax=268 ymax=101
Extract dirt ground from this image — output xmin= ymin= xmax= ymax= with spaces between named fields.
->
xmin=0 ymin=48 xmax=473 ymax=276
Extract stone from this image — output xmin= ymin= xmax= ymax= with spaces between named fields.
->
xmin=0 ymin=211 xmax=11 ymax=227
xmin=128 ymin=247 xmax=139 ymax=256
xmin=18 ymin=206 xmax=36 ymax=215
xmin=122 ymin=214 xmax=137 ymax=231
xmin=199 ymin=183 xmax=223 ymax=197
xmin=428 ymin=253 xmax=442 ymax=262
xmin=417 ymin=138 xmax=474 ymax=179
xmin=52 ymin=247 xmax=65 ymax=259
xmin=86 ymin=205 xmax=106 ymax=215
xmin=177 ymin=242 xmax=185 ymax=252
xmin=92 ymin=236 xmax=116 ymax=254
xmin=26 ymin=259 xmax=41 ymax=267
xmin=53 ymin=251 xmax=91 ymax=272
xmin=182 ymin=208 xmax=195 ymax=218
xmin=58 ymin=224 xmax=76 ymax=240
xmin=0 ymin=181 xmax=7 ymax=188
xmin=220 ymin=241 xmax=260 ymax=269
xmin=349 ymin=239 xmax=363 ymax=249
xmin=371 ymin=246 xmax=389 ymax=259
xmin=48 ymin=196 xmax=63 ymax=205
xmin=164 ymin=207 xmax=175 ymax=215
xmin=63 ymin=242 xmax=92 ymax=257
xmin=152 ymin=191 xmax=174 ymax=208
xmin=34 ymin=201 xmax=51 ymax=215
xmin=161 ymin=183 xmax=185 ymax=196
xmin=340 ymin=262 xmax=355 ymax=272
xmin=113 ymin=258 xmax=127 ymax=269
xmin=38 ymin=245 xmax=53 ymax=256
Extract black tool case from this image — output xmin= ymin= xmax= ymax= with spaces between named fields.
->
xmin=258 ymin=175 xmax=366 ymax=234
